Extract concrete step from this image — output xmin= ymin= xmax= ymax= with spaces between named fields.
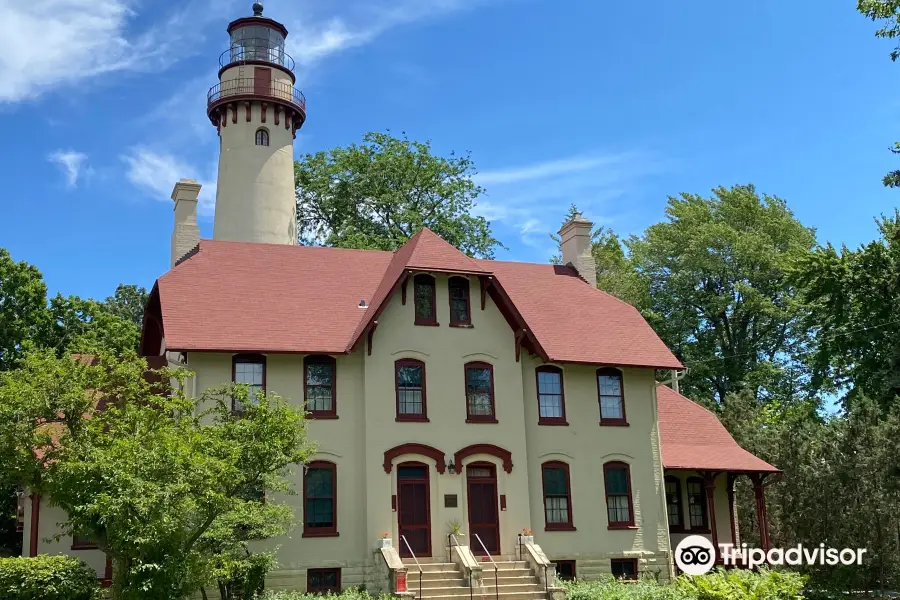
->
xmin=405 ymin=562 xmax=460 ymax=573
xmin=420 ymin=584 xmax=543 ymax=594
xmin=476 ymin=561 xmax=528 ymax=570
xmin=404 ymin=557 xmax=457 ymax=564
xmin=408 ymin=572 xmax=467 ymax=583
xmin=416 ymin=591 xmax=547 ymax=600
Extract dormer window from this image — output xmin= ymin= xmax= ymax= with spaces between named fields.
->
xmin=255 ymin=128 xmax=269 ymax=146
xmin=413 ymin=274 xmax=437 ymax=326
xmin=448 ymin=277 xmax=471 ymax=327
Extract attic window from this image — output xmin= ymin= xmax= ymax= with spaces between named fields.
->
xmin=448 ymin=277 xmax=471 ymax=327
xmin=304 ymin=355 xmax=337 ymax=418
xmin=232 ymin=354 xmax=266 ymax=412
xmin=413 ymin=274 xmax=437 ymax=326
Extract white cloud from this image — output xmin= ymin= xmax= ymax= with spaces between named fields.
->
xmin=47 ymin=150 xmax=91 ymax=188
xmin=121 ymin=147 xmax=216 ymax=216
xmin=473 ymin=151 xmax=667 ymax=248
xmin=0 ymin=0 xmax=216 ymax=103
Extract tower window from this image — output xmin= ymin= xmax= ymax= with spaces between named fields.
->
xmin=255 ymin=128 xmax=269 ymax=146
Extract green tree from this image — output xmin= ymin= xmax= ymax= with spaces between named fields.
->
xmin=0 ymin=350 xmax=315 ymax=600
xmin=858 ymin=0 xmax=900 ymax=186
xmin=794 ymin=211 xmax=900 ymax=409
xmin=627 ymin=185 xmax=817 ymax=404
xmin=103 ymin=284 xmax=149 ymax=329
xmin=294 ymin=131 xmax=501 ymax=257
xmin=0 ymin=249 xmax=48 ymax=371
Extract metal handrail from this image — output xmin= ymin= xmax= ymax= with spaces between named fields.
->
xmin=219 ymin=39 xmax=295 ymax=71
xmin=207 ymin=78 xmax=306 ymax=112
xmin=472 ymin=533 xmax=499 ymax=600
xmin=400 ymin=535 xmax=423 ymax=600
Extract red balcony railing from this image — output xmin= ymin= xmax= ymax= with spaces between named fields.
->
xmin=207 ymin=78 xmax=306 ymax=114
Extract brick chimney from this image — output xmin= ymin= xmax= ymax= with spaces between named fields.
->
xmin=171 ymin=179 xmax=202 ymax=267
xmin=558 ymin=213 xmax=596 ymax=287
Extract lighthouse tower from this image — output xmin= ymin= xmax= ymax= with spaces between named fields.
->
xmin=207 ymin=2 xmax=306 ymax=245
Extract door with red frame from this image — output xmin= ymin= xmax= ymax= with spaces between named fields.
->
xmin=467 ymin=464 xmax=500 ymax=554
xmin=397 ymin=463 xmax=431 ymax=557
xmin=253 ymin=66 xmax=271 ymax=96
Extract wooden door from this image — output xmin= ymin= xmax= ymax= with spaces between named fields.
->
xmin=253 ymin=66 xmax=271 ymax=96
xmin=467 ymin=464 xmax=500 ymax=554
xmin=398 ymin=463 xmax=431 ymax=557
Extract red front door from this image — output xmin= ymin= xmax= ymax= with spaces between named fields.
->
xmin=398 ymin=463 xmax=431 ymax=557
xmin=254 ymin=66 xmax=271 ymax=96
xmin=467 ymin=464 xmax=500 ymax=555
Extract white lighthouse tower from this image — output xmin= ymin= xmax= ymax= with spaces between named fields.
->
xmin=207 ymin=2 xmax=306 ymax=245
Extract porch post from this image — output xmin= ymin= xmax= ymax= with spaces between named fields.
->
xmin=750 ymin=474 xmax=770 ymax=552
xmin=727 ymin=473 xmax=737 ymax=546
xmin=701 ymin=471 xmax=719 ymax=559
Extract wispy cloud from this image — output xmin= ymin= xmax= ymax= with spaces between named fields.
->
xmin=473 ymin=150 xmax=667 ymax=250
xmin=48 ymin=150 xmax=91 ymax=188
xmin=121 ymin=147 xmax=216 ymax=216
xmin=0 ymin=0 xmax=217 ymax=103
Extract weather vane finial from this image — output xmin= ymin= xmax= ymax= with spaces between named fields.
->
xmin=252 ymin=1 xmax=263 ymax=16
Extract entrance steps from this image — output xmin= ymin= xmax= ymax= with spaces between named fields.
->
xmin=402 ymin=559 xmax=547 ymax=600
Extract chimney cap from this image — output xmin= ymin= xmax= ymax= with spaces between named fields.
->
xmin=558 ymin=212 xmax=593 ymax=236
xmin=171 ymin=179 xmax=203 ymax=202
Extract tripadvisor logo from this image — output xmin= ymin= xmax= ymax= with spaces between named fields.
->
xmin=674 ymin=535 xmax=868 ymax=575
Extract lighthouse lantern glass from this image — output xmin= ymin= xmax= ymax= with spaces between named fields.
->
xmin=230 ymin=25 xmax=285 ymax=66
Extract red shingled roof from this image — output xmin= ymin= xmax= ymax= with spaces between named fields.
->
xmin=152 ymin=229 xmax=682 ymax=368
xmin=657 ymin=385 xmax=779 ymax=473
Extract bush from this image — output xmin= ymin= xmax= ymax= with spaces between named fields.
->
xmin=674 ymin=568 xmax=807 ymax=600
xmin=563 ymin=569 xmax=806 ymax=600
xmin=0 ymin=555 xmax=101 ymax=600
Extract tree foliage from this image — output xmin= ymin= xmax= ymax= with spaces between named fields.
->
xmin=0 ymin=350 xmax=315 ymax=600
xmin=294 ymin=131 xmax=501 ymax=257
xmin=793 ymin=210 xmax=900 ymax=409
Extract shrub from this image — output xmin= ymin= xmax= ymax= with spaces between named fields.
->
xmin=564 ymin=577 xmax=694 ymax=600
xmin=261 ymin=589 xmax=390 ymax=600
xmin=0 ymin=555 xmax=101 ymax=600
xmin=674 ymin=568 xmax=807 ymax=600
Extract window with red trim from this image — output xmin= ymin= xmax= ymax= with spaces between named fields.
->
xmin=305 ymin=355 xmax=336 ymax=418
xmin=603 ymin=461 xmax=634 ymax=528
xmin=303 ymin=461 xmax=337 ymax=537
xmin=307 ymin=568 xmax=341 ymax=593
xmin=465 ymin=362 xmax=496 ymax=422
xmin=686 ymin=477 xmax=708 ymax=530
xmin=413 ymin=274 xmax=437 ymax=325
xmin=541 ymin=461 xmax=574 ymax=530
xmin=610 ymin=558 xmax=637 ymax=580
xmin=71 ymin=533 xmax=97 ymax=550
xmin=232 ymin=354 xmax=266 ymax=412
xmin=597 ymin=368 xmax=627 ymax=425
xmin=448 ymin=276 xmax=472 ymax=327
xmin=396 ymin=359 xmax=427 ymax=421
xmin=536 ymin=366 xmax=566 ymax=425
xmin=665 ymin=476 xmax=684 ymax=531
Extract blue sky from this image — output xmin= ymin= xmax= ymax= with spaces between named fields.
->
xmin=1 ymin=0 xmax=898 ymax=301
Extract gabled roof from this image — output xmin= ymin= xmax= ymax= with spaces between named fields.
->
xmin=657 ymin=385 xmax=779 ymax=473
xmin=149 ymin=228 xmax=682 ymax=369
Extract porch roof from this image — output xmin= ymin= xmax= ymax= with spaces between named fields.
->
xmin=657 ymin=385 xmax=779 ymax=473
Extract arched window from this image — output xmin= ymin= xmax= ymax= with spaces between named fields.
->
xmin=464 ymin=361 xmax=496 ymax=422
xmin=303 ymin=461 xmax=337 ymax=537
xmin=664 ymin=476 xmax=684 ymax=531
xmin=597 ymin=368 xmax=627 ymax=425
xmin=395 ymin=359 xmax=427 ymax=421
xmin=413 ymin=274 xmax=437 ymax=325
xmin=255 ymin=128 xmax=269 ymax=146
xmin=536 ymin=365 xmax=566 ymax=425
xmin=541 ymin=461 xmax=574 ymax=530
xmin=304 ymin=355 xmax=336 ymax=418
xmin=603 ymin=461 xmax=634 ymax=528
xmin=448 ymin=276 xmax=471 ymax=326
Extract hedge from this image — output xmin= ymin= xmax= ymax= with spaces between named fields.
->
xmin=0 ymin=555 xmax=101 ymax=600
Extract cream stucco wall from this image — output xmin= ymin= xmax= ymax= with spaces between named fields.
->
xmin=22 ymin=497 xmax=107 ymax=577
xmin=212 ymin=64 xmax=297 ymax=245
